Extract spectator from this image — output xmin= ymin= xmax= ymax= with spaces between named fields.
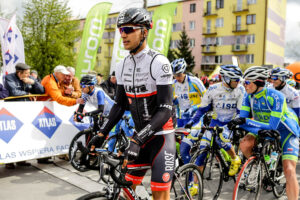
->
xmin=30 ymin=70 xmax=41 ymax=82
xmin=100 ymin=71 xmax=116 ymax=99
xmin=0 ymin=83 xmax=9 ymax=99
xmin=4 ymin=63 xmax=44 ymax=169
xmin=4 ymin=63 xmax=45 ymax=102
xmin=59 ymin=66 xmax=81 ymax=99
xmin=96 ymin=73 xmax=103 ymax=86
xmin=40 ymin=65 xmax=81 ymax=106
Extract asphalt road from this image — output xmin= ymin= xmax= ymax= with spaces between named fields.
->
xmin=0 ymin=158 xmax=299 ymax=200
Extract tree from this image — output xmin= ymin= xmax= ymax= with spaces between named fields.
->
xmin=167 ymin=46 xmax=176 ymax=63
xmin=174 ymin=25 xmax=195 ymax=72
xmin=21 ymin=0 xmax=80 ymax=78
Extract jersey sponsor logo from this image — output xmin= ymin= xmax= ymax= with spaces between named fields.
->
xmin=164 ymin=150 xmax=174 ymax=171
xmin=160 ymin=74 xmax=172 ymax=78
xmin=32 ymin=106 xmax=62 ymax=139
xmin=162 ymin=172 xmax=170 ymax=182
xmin=124 ymin=79 xmax=132 ymax=83
xmin=216 ymin=103 xmax=237 ymax=109
xmin=162 ymin=64 xmax=170 ymax=73
xmin=0 ymin=108 xmax=23 ymax=143
xmin=125 ymin=85 xmax=148 ymax=93
xmin=255 ymin=113 xmax=270 ymax=121
xmin=123 ymin=73 xmax=132 ymax=77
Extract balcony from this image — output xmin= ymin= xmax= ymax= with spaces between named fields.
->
xmin=104 ymin=39 xmax=114 ymax=44
xmin=201 ymin=63 xmax=217 ymax=71
xmin=202 ymin=27 xmax=217 ymax=35
xmin=232 ymin=24 xmax=248 ymax=33
xmin=203 ymin=10 xmax=218 ymax=17
xmin=202 ymin=45 xmax=217 ymax=54
xmin=232 ymin=44 xmax=248 ymax=52
xmin=232 ymin=4 xmax=249 ymax=13
xmin=105 ymin=24 xmax=115 ymax=31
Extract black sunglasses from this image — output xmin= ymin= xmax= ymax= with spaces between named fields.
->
xmin=119 ymin=26 xmax=143 ymax=34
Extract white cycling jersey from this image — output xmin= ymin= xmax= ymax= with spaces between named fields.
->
xmin=82 ymin=87 xmax=114 ymax=115
xmin=200 ymin=83 xmax=245 ymax=123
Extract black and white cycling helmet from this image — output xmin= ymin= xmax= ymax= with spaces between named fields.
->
xmin=243 ymin=66 xmax=269 ymax=81
xmin=171 ymin=58 xmax=187 ymax=75
xmin=220 ymin=65 xmax=243 ymax=79
xmin=117 ymin=8 xmax=152 ymax=29
xmin=270 ymin=67 xmax=293 ymax=81
xmin=80 ymin=75 xmax=97 ymax=86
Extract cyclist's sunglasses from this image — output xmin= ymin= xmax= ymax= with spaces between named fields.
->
xmin=243 ymin=80 xmax=253 ymax=85
xmin=80 ymin=85 xmax=89 ymax=89
xmin=231 ymin=78 xmax=240 ymax=82
xmin=270 ymin=76 xmax=279 ymax=81
xmin=119 ymin=26 xmax=143 ymax=34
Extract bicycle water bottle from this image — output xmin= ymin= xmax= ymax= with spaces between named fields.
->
xmin=269 ymin=151 xmax=278 ymax=170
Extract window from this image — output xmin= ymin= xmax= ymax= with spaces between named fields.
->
xmin=206 ymin=1 xmax=211 ymax=15
xmin=205 ymin=37 xmax=212 ymax=45
xmin=246 ymin=34 xmax=255 ymax=44
xmin=149 ymin=11 xmax=154 ymax=17
xmin=237 ymin=0 xmax=243 ymax=11
xmin=216 ymin=37 xmax=223 ymax=45
xmin=190 ymin=39 xmax=195 ymax=48
xmin=236 ymin=16 xmax=241 ymax=30
xmin=204 ymin=56 xmax=210 ymax=63
xmin=172 ymin=24 xmax=177 ymax=32
xmin=215 ymin=55 xmax=222 ymax=64
xmin=174 ymin=8 xmax=177 ymax=16
xmin=97 ymin=60 xmax=101 ymax=67
xmin=247 ymin=0 xmax=257 ymax=4
xmin=170 ymin=40 xmax=177 ymax=49
xmin=247 ymin=14 xmax=256 ymax=24
xmin=189 ymin=21 xmax=195 ymax=30
xmin=216 ymin=18 xmax=224 ymax=28
xmin=216 ymin=0 xmax=224 ymax=9
xmin=190 ymin=3 xmax=196 ymax=13
xmin=207 ymin=20 xmax=211 ymax=33
xmin=246 ymin=54 xmax=254 ymax=64
xmin=97 ymin=46 xmax=101 ymax=53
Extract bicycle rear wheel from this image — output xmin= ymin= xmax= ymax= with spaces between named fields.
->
xmin=232 ymin=157 xmax=262 ymax=200
xmin=171 ymin=163 xmax=203 ymax=200
xmin=272 ymin=154 xmax=286 ymax=198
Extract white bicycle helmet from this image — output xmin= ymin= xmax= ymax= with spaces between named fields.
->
xmin=243 ymin=66 xmax=269 ymax=81
xmin=171 ymin=58 xmax=187 ymax=74
xmin=270 ymin=67 xmax=293 ymax=81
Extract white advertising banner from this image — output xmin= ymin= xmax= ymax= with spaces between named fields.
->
xmin=110 ymin=28 xmax=128 ymax=73
xmin=0 ymin=101 xmax=90 ymax=164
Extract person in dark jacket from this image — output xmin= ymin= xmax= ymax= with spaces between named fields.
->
xmin=0 ymin=83 xmax=9 ymax=99
xmin=100 ymin=71 xmax=116 ymax=99
xmin=4 ymin=63 xmax=45 ymax=101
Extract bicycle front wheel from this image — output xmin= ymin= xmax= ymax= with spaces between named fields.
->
xmin=171 ymin=163 xmax=203 ymax=200
xmin=272 ymin=154 xmax=286 ymax=198
xmin=76 ymin=191 xmax=106 ymax=200
xmin=232 ymin=156 xmax=262 ymax=200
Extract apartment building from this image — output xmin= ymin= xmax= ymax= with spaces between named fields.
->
xmin=201 ymin=0 xmax=286 ymax=73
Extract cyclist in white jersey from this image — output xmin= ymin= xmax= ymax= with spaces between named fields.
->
xmin=172 ymin=58 xmax=206 ymax=165
xmin=185 ymin=65 xmax=245 ymax=176
xmin=270 ymin=67 xmax=300 ymax=120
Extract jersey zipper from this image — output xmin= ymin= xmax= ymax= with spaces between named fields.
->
xmin=131 ymin=56 xmax=142 ymax=128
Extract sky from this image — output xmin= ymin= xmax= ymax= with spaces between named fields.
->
xmin=1 ymin=0 xmax=300 ymax=59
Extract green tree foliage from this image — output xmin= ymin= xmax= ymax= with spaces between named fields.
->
xmin=21 ymin=0 xmax=80 ymax=78
xmin=174 ymin=26 xmax=195 ymax=72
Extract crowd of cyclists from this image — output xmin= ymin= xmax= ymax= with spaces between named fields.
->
xmin=69 ymin=7 xmax=300 ymax=200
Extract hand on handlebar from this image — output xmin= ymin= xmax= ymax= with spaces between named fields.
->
xmin=184 ymin=121 xmax=194 ymax=129
xmin=227 ymin=118 xmax=246 ymax=130
xmin=74 ymin=112 xmax=84 ymax=122
xmin=89 ymin=133 xmax=105 ymax=152
xmin=119 ymin=139 xmax=140 ymax=168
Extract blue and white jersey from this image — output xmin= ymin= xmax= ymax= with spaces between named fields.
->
xmin=192 ymin=82 xmax=245 ymax=124
xmin=270 ymin=84 xmax=300 ymax=119
xmin=82 ymin=87 xmax=115 ymax=115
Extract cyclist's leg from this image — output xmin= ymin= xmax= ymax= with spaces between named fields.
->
xmin=240 ymin=133 xmax=256 ymax=158
xmin=180 ymin=138 xmax=193 ymax=164
xmin=150 ymin=134 xmax=176 ymax=200
xmin=195 ymin=130 xmax=212 ymax=172
xmin=281 ymin=132 xmax=299 ymax=200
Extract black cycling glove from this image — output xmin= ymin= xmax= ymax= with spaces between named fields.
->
xmin=124 ymin=140 xmax=140 ymax=161
xmin=227 ymin=118 xmax=246 ymax=130
xmin=184 ymin=121 xmax=194 ymax=129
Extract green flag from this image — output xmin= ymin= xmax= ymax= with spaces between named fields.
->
xmin=75 ymin=2 xmax=112 ymax=78
xmin=148 ymin=2 xmax=178 ymax=56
